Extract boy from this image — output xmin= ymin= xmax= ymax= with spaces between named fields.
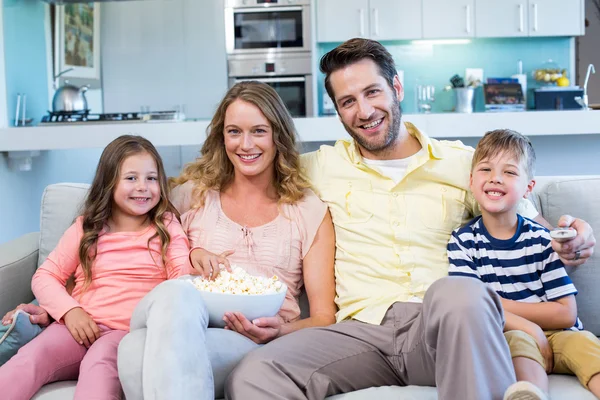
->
xmin=447 ymin=129 xmax=600 ymax=400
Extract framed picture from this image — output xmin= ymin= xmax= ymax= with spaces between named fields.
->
xmin=54 ymin=3 xmax=101 ymax=85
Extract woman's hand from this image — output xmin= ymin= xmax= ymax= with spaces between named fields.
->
xmin=63 ymin=307 xmax=100 ymax=348
xmin=223 ymin=312 xmax=281 ymax=344
xmin=552 ymin=215 xmax=596 ymax=267
xmin=189 ymin=248 xmax=234 ymax=280
xmin=2 ymin=303 xmax=52 ymax=327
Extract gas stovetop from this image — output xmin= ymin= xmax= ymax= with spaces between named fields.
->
xmin=40 ymin=111 xmax=184 ymax=125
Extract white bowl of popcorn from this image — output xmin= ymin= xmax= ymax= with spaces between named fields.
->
xmin=183 ymin=267 xmax=287 ymax=328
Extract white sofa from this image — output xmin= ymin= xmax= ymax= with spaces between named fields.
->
xmin=1 ymin=176 xmax=599 ymax=400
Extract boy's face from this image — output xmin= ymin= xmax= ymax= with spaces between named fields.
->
xmin=470 ymin=151 xmax=535 ymax=216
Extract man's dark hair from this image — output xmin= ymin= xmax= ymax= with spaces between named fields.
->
xmin=319 ymin=38 xmax=397 ymax=108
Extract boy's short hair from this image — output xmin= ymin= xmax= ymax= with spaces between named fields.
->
xmin=472 ymin=129 xmax=536 ymax=179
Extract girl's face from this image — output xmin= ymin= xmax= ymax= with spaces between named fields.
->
xmin=112 ymin=152 xmax=161 ymax=220
xmin=223 ymin=99 xmax=277 ymax=180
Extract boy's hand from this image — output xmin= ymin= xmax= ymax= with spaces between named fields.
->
xmin=522 ymin=322 xmax=554 ymax=374
xmin=552 ymin=215 xmax=595 ymax=267
xmin=63 ymin=307 xmax=101 ymax=348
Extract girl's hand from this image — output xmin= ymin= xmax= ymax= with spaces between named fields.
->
xmin=63 ymin=307 xmax=101 ymax=348
xmin=2 ymin=303 xmax=52 ymax=327
xmin=223 ymin=312 xmax=281 ymax=344
xmin=190 ymin=248 xmax=234 ymax=280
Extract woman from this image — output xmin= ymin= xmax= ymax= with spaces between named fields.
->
xmin=116 ymin=81 xmax=337 ymax=399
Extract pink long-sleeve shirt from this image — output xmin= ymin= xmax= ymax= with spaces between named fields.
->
xmin=31 ymin=213 xmax=193 ymax=331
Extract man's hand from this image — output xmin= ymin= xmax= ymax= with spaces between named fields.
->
xmin=2 ymin=303 xmax=51 ymax=327
xmin=63 ymin=307 xmax=101 ymax=348
xmin=552 ymin=215 xmax=596 ymax=267
xmin=223 ymin=312 xmax=281 ymax=344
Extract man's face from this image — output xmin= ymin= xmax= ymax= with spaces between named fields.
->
xmin=329 ymin=59 xmax=404 ymax=158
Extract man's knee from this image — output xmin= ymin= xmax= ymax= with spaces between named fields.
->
xmin=425 ymin=276 xmax=501 ymax=320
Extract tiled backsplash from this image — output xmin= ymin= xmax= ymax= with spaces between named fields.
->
xmin=317 ymin=37 xmax=573 ymax=115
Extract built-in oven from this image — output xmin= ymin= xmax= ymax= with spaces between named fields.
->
xmin=224 ymin=0 xmax=312 ymax=55
xmin=228 ymin=53 xmax=314 ymax=117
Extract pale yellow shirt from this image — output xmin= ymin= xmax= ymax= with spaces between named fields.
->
xmin=301 ymin=122 xmax=538 ymax=325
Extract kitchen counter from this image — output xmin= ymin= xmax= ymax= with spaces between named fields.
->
xmin=1 ymin=110 xmax=599 ymax=152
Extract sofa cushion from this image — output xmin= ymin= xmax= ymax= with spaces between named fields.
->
xmin=534 ymin=176 xmax=600 ymax=335
xmin=38 ymin=183 xmax=90 ymax=267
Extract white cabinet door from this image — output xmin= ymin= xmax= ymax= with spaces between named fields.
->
xmin=317 ymin=0 xmax=370 ymax=42
xmin=529 ymin=0 xmax=584 ymax=37
xmin=423 ymin=0 xmax=475 ymax=38
xmin=475 ymin=0 xmax=528 ymax=38
xmin=369 ymin=0 xmax=422 ymax=40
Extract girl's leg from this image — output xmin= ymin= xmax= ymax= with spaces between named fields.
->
xmin=0 ymin=322 xmax=86 ymax=400
xmin=118 ymin=280 xmax=212 ymax=400
xmin=75 ymin=327 xmax=127 ymax=400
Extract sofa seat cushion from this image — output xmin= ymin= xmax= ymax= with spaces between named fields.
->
xmin=31 ymin=375 xmax=595 ymax=400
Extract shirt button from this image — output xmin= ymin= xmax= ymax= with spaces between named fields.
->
xmin=393 ymin=221 xmax=400 ymax=227
xmin=392 ymin=192 xmax=399 ymax=198
xmin=407 ymin=272 xmax=411 ymax=277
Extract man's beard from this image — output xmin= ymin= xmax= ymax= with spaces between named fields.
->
xmin=342 ymin=98 xmax=402 ymax=155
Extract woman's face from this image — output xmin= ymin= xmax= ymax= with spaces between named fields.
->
xmin=223 ymin=99 xmax=277 ymax=180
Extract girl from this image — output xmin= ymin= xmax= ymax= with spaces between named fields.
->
xmin=0 ymin=135 xmax=195 ymax=400
xmin=117 ymin=81 xmax=337 ymax=399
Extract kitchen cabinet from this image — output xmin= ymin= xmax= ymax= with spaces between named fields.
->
xmin=316 ymin=0 xmax=422 ymax=42
xmin=101 ymin=0 xmax=227 ymax=119
xmin=528 ymin=0 xmax=584 ymax=37
xmin=475 ymin=0 xmax=528 ymax=38
xmin=422 ymin=0 xmax=475 ymax=39
xmin=476 ymin=0 xmax=583 ymax=38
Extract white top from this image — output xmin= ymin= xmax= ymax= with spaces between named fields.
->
xmin=362 ymin=148 xmax=427 ymax=184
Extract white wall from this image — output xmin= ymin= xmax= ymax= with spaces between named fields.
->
xmin=578 ymin=0 xmax=600 ymax=104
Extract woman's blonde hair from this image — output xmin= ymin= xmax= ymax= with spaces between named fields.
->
xmin=79 ymin=135 xmax=178 ymax=290
xmin=172 ymin=81 xmax=309 ymax=207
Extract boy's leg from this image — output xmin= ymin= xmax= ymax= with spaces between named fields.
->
xmin=548 ymin=330 xmax=600 ymax=393
xmin=75 ymin=327 xmax=127 ymax=400
xmin=504 ymin=330 xmax=549 ymax=393
xmin=0 ymin=322 xmax=86 ymax=400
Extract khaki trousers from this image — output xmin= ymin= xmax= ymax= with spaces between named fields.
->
xmin=226 ymin=276 xmax=516 ymax=400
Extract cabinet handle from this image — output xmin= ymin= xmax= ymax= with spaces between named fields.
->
xmin=372 ymin=8 xmax=379 ymax=37
xmin=359 ymin=9 xmax=365 ymax=36
xmin=532 ymin=3 xmax=538 ymax=31
xmin=518 ymin=4 xmax=524 ymax=32
xmin=465 ymin=5 xmax=471 ymax=33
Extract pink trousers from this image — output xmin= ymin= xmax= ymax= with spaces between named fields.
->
xmin=0 ymin=322 xmax=127 ymax=400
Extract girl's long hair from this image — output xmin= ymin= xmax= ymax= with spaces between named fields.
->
xmin=171 ymin=81 xmax=310 ymax=208
xmin=78 ymin=135 xmax=177 ymax=289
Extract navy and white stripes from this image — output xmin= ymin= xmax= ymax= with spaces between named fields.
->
xmin=448 ymin=214 xmax=582 ymax=331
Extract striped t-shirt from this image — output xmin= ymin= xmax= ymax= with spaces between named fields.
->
xmin=447 ymin=214 xmax=582 ymax=331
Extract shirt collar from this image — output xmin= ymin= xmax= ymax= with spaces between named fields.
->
xmin=342 ymin=121 xmax=444 ymax=164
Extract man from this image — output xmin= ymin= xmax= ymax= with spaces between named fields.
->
xmin=225 ymin=38 xmax=596 ymax=400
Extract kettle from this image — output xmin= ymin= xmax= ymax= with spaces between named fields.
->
xmin=52 ymin=68 xmax=89 ymax=113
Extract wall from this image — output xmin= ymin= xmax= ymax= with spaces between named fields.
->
xmin=578 ymin=0 xmax=600 ymax=104
xmin=0 ymin=0 xmax=50 ymax=243
xmin=317 ymin=37 xmax=573 ymax=115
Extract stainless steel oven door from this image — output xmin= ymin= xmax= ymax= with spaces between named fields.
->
xmin=231 ymin=76 xmax=313 ymax=117
xmin=225 ymin=5 xmax=312 ymax=54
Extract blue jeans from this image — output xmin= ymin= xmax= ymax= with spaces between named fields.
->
xmin=117 ymin=280 xmax=260 ymax=400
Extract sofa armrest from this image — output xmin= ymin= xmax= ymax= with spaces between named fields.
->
xmin=0 ymin=232 xmax=39 ymax=316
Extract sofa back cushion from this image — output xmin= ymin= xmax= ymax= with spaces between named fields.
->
xmin=533 ymin=176 xmax=600 ymax=335
xmin=38 ymin=183 xmax=90 ymax=267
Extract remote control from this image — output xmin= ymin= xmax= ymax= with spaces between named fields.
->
xmin=550 ymin=227 xmax=577 ymax=242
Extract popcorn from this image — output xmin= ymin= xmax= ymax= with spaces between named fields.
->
xmin=190 ymin=266 xmax=284 ymax=295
